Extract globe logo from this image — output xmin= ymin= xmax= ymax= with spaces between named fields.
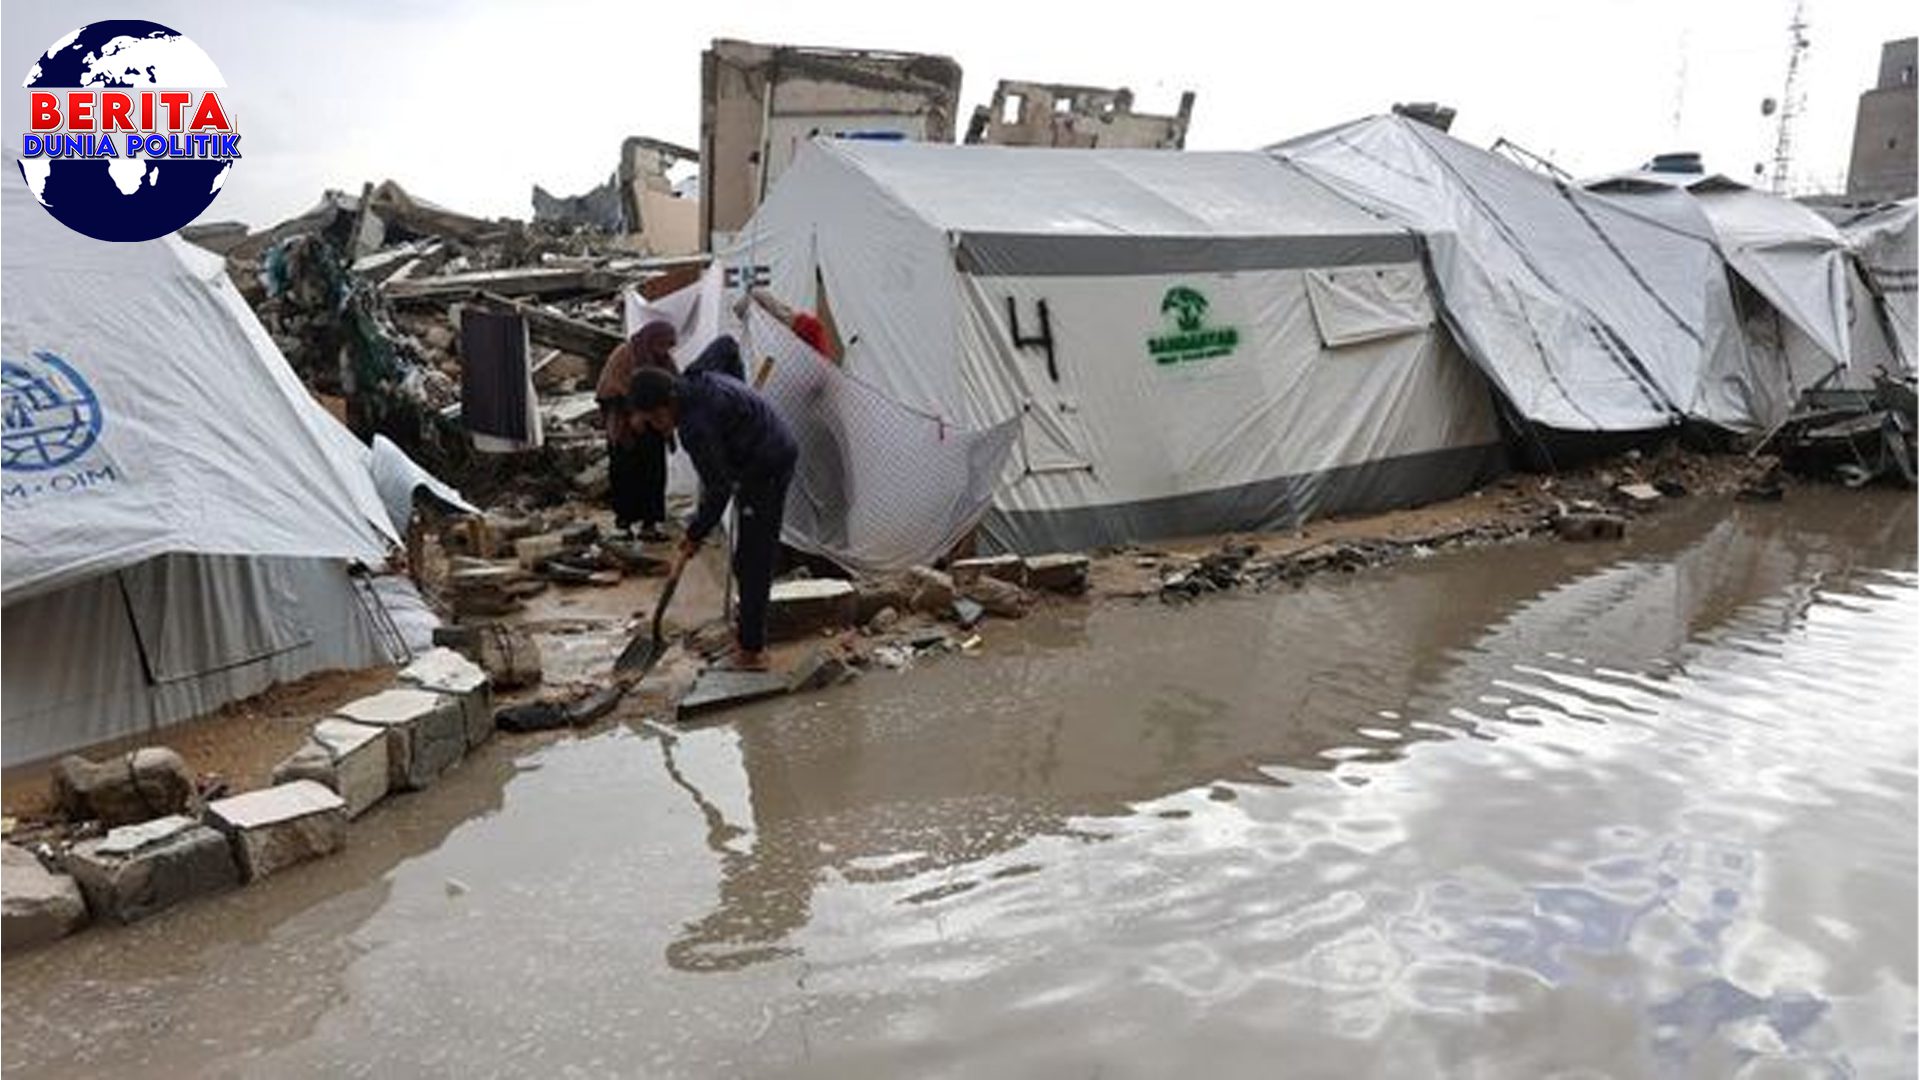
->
xmin=16 ymin=21 xmax=238 ymax=243
xmin=2 ymin=352 xmax=104 ymax=472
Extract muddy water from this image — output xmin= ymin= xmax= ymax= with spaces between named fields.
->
xmin=4 ymin=491 xmax=1914 ymax=1078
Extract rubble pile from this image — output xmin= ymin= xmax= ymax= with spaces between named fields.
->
xmin=211 ymin=177 xmax=703 ymax=502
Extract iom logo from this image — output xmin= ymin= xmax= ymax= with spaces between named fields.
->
xmin=3 ymin=351 xmax=103 ymax=472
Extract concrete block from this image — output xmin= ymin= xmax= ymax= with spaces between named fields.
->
xmin=964 ymin=574 xmax=1034 ymax=618
xmin=397 ymin=647 xmax=495 ymax=748
xmin=333 ymin=689 xmax=466 ymax=791
xmin=766 ymin=579 xmax=857 ymax=642
xmin=950 ymin=555 xmax=1027 ymax=588
xmin=272 ymin=720 xmax=390 ymax=818
xmin=205 ymin=781 xmax=348 ymax=882
xmin=1024 ymin=553 xmax=1091 ymax=594
xmin=64 ymin=816 xmax=239 ymax=924
xmin=1554 ymin=512 xmax=1628 ymax=542
xmin=904 ymin=567 xmax=956 ymax=615
xmin=2 ymin=843 xmax=86 ymax=952
xmin=514 ymin=532 xmax=567 ymax=568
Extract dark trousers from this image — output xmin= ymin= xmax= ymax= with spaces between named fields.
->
xmin=608 ymin=428 xmax=668 ymax=528
xmin=732 ymin=456 xmax=796 ymax=653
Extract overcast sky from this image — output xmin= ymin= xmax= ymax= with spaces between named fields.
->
xmin=4 ymin=0 xmax=1912 ymax=228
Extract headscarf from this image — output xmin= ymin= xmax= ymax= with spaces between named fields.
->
xmin=596 ymin=320 xmax=677 ymax=402
xmin=686 ymin=335 xmax=746 ymax=382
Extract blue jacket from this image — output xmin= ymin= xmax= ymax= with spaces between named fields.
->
xmin=677 ymin=369 xmax=798 ymax=544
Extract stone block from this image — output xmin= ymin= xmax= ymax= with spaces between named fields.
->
xmin=435 ymin=623 xmax=544 ymax=689
xmin=52 ymin=747 xmax=198 ymax=826
xmin=964 ymin=574 xmax=1034 ymax=618
xmin=766 ymin=579 xmax=857 ymax=642
xmin=205 ymin=781 xmax=348 ymax=882
xmin=2 ymin=843 xmax=86 ymax=952
xmin=272 ymin=720 xmax=391 ymax=818
xmin=904 ymin=567 xmax=956 ymax=615
xmin=397 ymin=647 xmax=495 ymax=748
xmin=333 ymin=688 xmax=466 ymax=791
xmin=1554 ymin=512 xmax=1628 ymax=542
xmin=514 ymin=532 xmax=567 ymax=568
xmin=1024 ymin=553 xmax=1091 ymax=594
xmin=853 ymin=578 xmax=911 ymax=624
xmin=950 ymin=555 xmax=1027 ymax=588
xmin=63 ymin=816 xmax=239 ymax=924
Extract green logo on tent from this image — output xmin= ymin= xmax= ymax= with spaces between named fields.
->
xmin=1149 ymin=286 xmax=1238 ymax=365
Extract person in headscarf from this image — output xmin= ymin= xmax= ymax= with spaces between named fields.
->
xmin=597 ymin=320 xmax=677 ymax=541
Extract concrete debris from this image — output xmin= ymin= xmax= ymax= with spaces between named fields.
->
xmin=205 ymin=781 xmax=349 ymax=883
xmin=434 ymin=623 xmax=544 ymax=688
xmin=767 ymin=579 xmax=859 ymax=641
xmin=52 ymin=748 xmax=199 ymax=827
xmin=1614 ymin=482 xmax=1663 ymax=504
xmin=854 ymin=578 xmax=913 ymax=624
xmin=271 ymin=719 xmax=391 ymax=819
xmin=63 ymin=817 xmax=240 ymax=925
xmin=1553 ymin=512 xmax=1629 ymax=542
xmin=963 ymin=574 xmax=1034 ymax=618
xmin=866 ymin=605 xmax=902 ymax=634
xmin=785 ymin=648 xmax=855 ymax=693
xmin=904 ymin=567 xmax=956 ymax=615
xmin=1023 ymin=553 xmax=1091 ymax=594
xmin=1 ymin=843 xmax=87 ymax=952
xmin=332 ymin=689 xmax=467 ymax=792
xmin=950 ymin=554 xmax=1026 ymax=588
xmin=951 ymin=597 xmax=985 ymax=630
xmin=871 ymin=645 xmax=913 ymax=670
xmin=678 ymin=669 xmax=791 ymax=720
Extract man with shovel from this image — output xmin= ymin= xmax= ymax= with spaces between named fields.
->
xmin=627 ymin=358 xmax=798 ymax=671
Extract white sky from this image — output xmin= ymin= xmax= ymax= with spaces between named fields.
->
xmin=4 ymin=0 xmax=1913 ymax=228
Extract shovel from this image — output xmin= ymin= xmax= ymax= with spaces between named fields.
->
xmin=613 ymin=553 xmax=688 ymax=677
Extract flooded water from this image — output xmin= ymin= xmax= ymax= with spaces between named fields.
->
xmin=4 ymin=491 xmax=1915 ymax=1078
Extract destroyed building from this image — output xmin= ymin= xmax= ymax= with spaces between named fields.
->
xmin=529 ymin=136 xmax=702 ymax=257
xmin=964 ymin=80 xmax=1194 ymax=149
xmin=699 ymin=39 xmax=963 ymax=250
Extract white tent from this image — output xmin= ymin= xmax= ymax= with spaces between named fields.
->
xmin=1271 ymin=116 xmax=1760 ymax=434
xmin=2 ymin=173 xmax=425 ymax=765
xmin=722 ymin=139 xmax=1505 ymax=553
xmin=1582 ymin=170 xmax=1910 ymax=424
xmin=1837 ymin=198 xmax=1917 ymax=375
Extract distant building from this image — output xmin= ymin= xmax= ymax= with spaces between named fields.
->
xmin=964 ymin=81 xmax=1194 ymax=149
xmin=699 ymin=39 xmax=962 ymax=251
xmin=1846 ymin=38 xmax=1916 ymax=202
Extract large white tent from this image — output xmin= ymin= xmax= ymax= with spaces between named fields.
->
xmin=722 ymin=139 xmax=1505 ymax=553
xmin=1584 ymin=171 xmax=1909 ymax=423
xmin=2 ymin=173 xmax=424 ymax=765
xmin=1271 ymin=116 xmax=1763 ymax=435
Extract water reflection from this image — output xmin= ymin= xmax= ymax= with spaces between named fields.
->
xmin=2 ymin=491 xmax=1911 ymax=1078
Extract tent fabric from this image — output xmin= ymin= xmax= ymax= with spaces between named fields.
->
xmin=1 ymin=557 xmax=407 ymax=765
xmin=724 ymin=139 xmax=1505 ymax=553
xmin=1840 ymin=199 xmax=1918 ymax=373
xmin=368 ymin=434 xmax=481 ymax=534
xmin=2 ymin=173 xmax=398 ymax=604
xmin=741 ymin=305 xmax=1019 ymax=573
xmin=1271 ymin=117 xmax=1755 ymax=433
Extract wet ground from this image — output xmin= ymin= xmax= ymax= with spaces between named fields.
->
xmin=3 ymin=489 xmax=1914 ymax=1078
